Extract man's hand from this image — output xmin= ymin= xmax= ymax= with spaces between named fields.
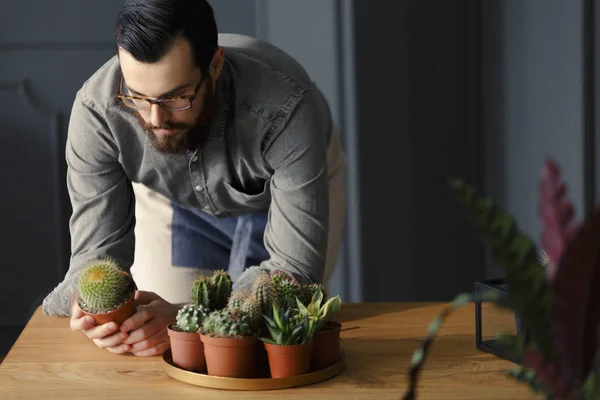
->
xmin=69 ymin=293 xmax=131 ymax=354
xmin=119 ymin=290 xmax=180 ymax=356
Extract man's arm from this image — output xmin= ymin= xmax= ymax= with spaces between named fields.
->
xmin=234 ymin=89 xmax=330 ymax=288
xmin=42 ymin=91 xmax=136 ymax=316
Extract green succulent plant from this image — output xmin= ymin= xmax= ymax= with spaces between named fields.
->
xmin=77 ymin=258 xmax=134 ymax=313
xmin=176 ymin=304 xmax=209 ymax=333
xmin=202 ymin=308 xmax=258 ymax=339
xmin=261 ymin=302 xmax=306 ymax=346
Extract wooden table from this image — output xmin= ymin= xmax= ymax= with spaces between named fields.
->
xmin=0 ymin=302 xmax=539 ymax=399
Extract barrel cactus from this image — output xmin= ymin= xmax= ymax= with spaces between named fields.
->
xmin=77 ymin=258 xmax=134 ymax=313
xmin=202 ymin=308 xmax=257 ymax=339
xmin=176 ymin=304 xmax=209 ymax=333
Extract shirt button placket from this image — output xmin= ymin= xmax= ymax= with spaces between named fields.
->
xmin=189 ymin=151 xmax=209 ymax=212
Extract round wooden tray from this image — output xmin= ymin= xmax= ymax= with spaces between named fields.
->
xmin=162 ymin=348 xmax=345 ymax=390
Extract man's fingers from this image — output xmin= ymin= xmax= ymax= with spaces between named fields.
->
xmin=70 ymin=314 xmax=95 ymax=332
xmin=92 ymin=330 xmax=129 ymax=349
xmin=106 ymin=343 xmax=132 ymax=354
xmin=120 ymin=305 xmax=155 ymax=333
xmin=82 ymin=321 xmax=120 ymax=340
xmin=129 ymin=327 xmax=165 ymax=351
xmin=132 ymin=341 xmax=170 ymax=357
xmin=134 ymin=290 xmax=158 ymax=306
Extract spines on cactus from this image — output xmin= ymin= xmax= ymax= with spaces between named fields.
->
xmin=202 ymin=308 xmax=257 ymax=339
xmin=210 ymin=269 xmax=232 ymax=310
xmin=176 ymin=304 xmax=209 ymax=333
xmin=227 ymin=289 xmax=249 ymax=311
xmin=77 ymin=258 xmax=133 ymax=313
xmin=191 ymin=276 xmax=212 ymax=309
xmin=251 ymin=271 xmax=274 ymax=315
xmin=191 ymin=270 xmax=233 ymax=311
xmin=271 ymin=271 xmax=303 ymax=311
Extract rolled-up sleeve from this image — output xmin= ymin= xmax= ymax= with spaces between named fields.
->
xmin=233 ymin=89 xmax=330 ymax=288
xmin=42 ymin=92 xmax=136 ymax=316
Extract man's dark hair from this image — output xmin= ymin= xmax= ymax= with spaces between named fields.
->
xmin=115 ymin=0 xmax=218 ymax=73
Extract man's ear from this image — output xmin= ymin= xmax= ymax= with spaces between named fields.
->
xmin=210 ymin=47 xmax=225 ymax=81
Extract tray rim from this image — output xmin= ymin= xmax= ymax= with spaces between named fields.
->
xmin=162 ymin=347 xmax=345 ymax=391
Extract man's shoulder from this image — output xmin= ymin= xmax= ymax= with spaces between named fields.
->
xmin=219 ymin=34 xmax=321 ymax=124
xmin=77 ymin=56 xmax=122 ymax=113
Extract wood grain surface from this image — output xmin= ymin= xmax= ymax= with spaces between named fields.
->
xmin=0 ymin=302 xmax=540 ymax=399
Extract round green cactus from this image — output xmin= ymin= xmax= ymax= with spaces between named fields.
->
xmin=202 ymin=308 xmax=257 ymax=338
xmin=77 ymin=258 xmax=133 ymax=313
xmin=176 ymin=304 xmax=209 ymax=333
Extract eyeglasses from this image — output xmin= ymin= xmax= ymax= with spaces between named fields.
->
xmin=117 ymin=75 xmax=205 ymax=111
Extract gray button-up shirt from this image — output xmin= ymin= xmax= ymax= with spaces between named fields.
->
xmin=42 ymin=33 xmax=333 ymax=316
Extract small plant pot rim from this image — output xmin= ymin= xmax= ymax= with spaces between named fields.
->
xmin=167 ymin=324 xmax=202 ymax=341
xmin=263 ymin=341 xmax=315 ymax=352
xmin=200 ymin=333 xmax=259 ymax=347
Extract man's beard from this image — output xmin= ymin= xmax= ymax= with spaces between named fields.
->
xmin=137 ymin=80 xmax=216 ymax=155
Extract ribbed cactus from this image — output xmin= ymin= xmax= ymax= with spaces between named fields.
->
xmin=240 ymin=293 xmax=262 ymax=328
xmin=191 ymin=270 xmax=232 ymax=311
xmin=210 ymin=270 xmax=232 ymax=310
xmin=176 ymin=304 xmax=209 ymax=333
xmin=202 ymin=308 xmax=257 ymax=338
xmin=251 ymin=271 xmax=274 ymax=315
xmin=191 ymin=276 xmax=212 ymax=309
xmin=77 ymin=258 xmax=133 ymax=313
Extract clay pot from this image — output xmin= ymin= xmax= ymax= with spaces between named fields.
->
xmin=167 ymin=324 xmax=206 ymax=372
xmin=200 ymin=334 xmax=258 ymax=378
xmin=78 ymin=271 xmax=137 ymax=327
xmin=264 ymin=341 xmax=315 ymax=378
xmin=311 ymin=321 xmax=342 ymax=370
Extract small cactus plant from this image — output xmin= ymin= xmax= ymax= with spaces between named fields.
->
xmin=202 ymin=308 xmax=258 ymax=339
xmin=271 ymin=270 xmax=303 ymax=311
xmin=191 ymin=270 xmax=233 ymax=311
xmin=77 ymin=258 xmax=134 ymax=313
xmin=191 ymin=276 xmax=212 ymax=309
xmin=227 ymin=290 xmax=262 ymax=329
xmin=210 ymin=269 xmax=232 ymax=310
xmin=176 ymin=304 xmax=209 ymax=333
xmin=251 ymin=270 xmax=274 ymax=316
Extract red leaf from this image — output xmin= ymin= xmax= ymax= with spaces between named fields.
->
xmin=522 ymin=349 xmax=579 ymax=400
xmin=551 ymin=207 xmax=600 ymax=383
xmin=538 ymin=159 xmax=580 ymax=281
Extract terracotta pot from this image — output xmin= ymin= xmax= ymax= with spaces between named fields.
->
xmin=311 ymin=321 xmax=342 ymax=371
xmin=78 ymin=271 xmax=137 ymax=327
xmin=166 ymin=324 xmax=206 ymax=372
xmin=200 ymin=334 xmax=258 ymax=378
xmin=79 ymin=292 xmax=136 ymax=326
xmin=264 ymin=341 xmax=315 ymax=378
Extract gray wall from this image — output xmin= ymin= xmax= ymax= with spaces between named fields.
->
xmin=483 ymin=0 xmax=585 ymax=277
xmin=352 ymin=0 xmax=487 ymax=301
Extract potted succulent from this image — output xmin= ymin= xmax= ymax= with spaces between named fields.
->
xmin=76 ymin=257 xmax=136 ymax=326
xmin=261 ymin=288 xmax=341 ymax=378
xmin=200 ymin=306 xmax=260 ymax=378
xmin=403 ymin=159 xmax=600 ymax=400
xmin=167 ymin=270 xmax=232 ymax=372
